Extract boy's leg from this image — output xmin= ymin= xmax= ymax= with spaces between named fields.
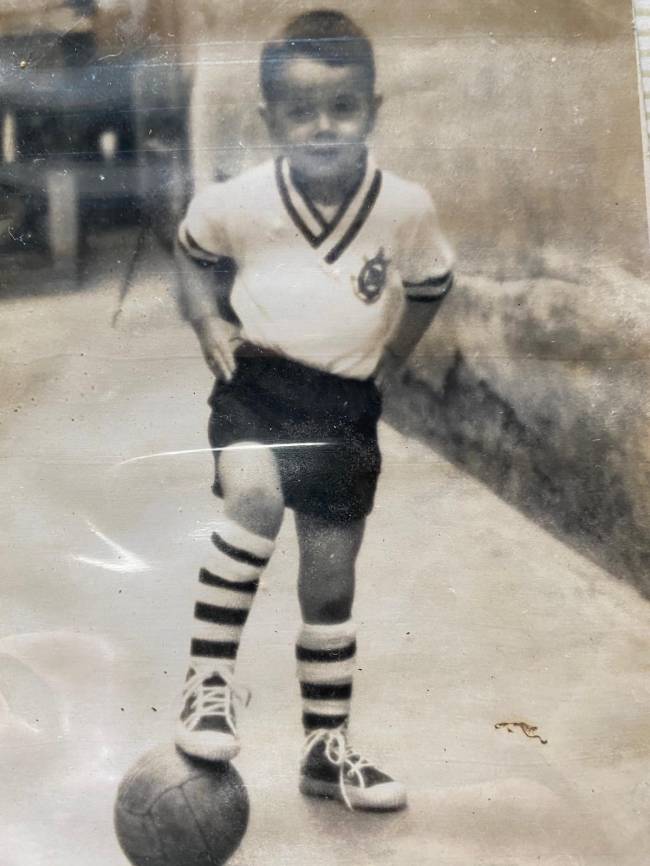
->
xmin=294 ymin=512 xmax=407 ymax=811
xmin=176 ymin=443 xmax=284 ymax=761
xmin=296 ymin=511 xmax=362 ymax=626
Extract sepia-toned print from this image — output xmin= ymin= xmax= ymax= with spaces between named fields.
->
xmin=1 ymin=2 xmax=649 ymax=865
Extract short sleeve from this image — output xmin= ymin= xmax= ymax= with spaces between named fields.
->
xmin=396 ymin=189 xmax=455 ymax=301
xmin=177 ymin=183 xmax=235 ymax=263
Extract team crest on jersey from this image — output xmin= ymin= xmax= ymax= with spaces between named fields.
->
xmin=356 ymin=248 xmax=390 ymax=304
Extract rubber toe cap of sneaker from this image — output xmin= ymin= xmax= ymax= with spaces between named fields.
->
xmin=349 ymin=781 xmax=407 ymax=811
xmin=175 ymin=726 xmax=240 ymax=762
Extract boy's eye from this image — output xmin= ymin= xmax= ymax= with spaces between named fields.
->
xmin=286 ymin=103 xmax=315 ymax=122
xmin=332 ymin=95 xmax=360 ymax=117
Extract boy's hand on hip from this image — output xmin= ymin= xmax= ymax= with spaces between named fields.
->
xmin=194 ymin=316 xmax=242 ymax=383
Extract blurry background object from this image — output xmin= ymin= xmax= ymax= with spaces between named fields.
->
xmin=0 ymin=0 xmax=190 ymax=278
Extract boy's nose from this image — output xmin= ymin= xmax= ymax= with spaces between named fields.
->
xmin=316 ymin=111 xmax=334 ymax=133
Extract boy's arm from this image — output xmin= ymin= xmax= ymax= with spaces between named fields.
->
xmin=174 ymin=240 xmax=242 ymax=382
xmin=377 ymin=274 xmax=453 ymax=385
xmin=383 ymin=185 xmax=455 ymax=385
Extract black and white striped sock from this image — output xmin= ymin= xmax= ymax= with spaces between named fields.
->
xmin=189 ymin=520 xmax=275 ymax=680
xmin=296 ymin=620 xmax=356 ymax=732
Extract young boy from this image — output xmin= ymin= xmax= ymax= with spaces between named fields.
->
xmin=174 ymin=9 xmax=454 ymax=812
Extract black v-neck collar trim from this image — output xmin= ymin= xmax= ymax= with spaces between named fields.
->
xmin=275 ymin=155 xmax=382 ymax=262
xmin=325 ymin=169 xmax=382 ymax=264
xmin=275 ymin=157 xmax=321 ymax=247
xmin=290 ymin=169 xmax=329 ymax=231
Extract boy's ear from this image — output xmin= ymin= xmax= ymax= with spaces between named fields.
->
xmin=258 ymin=101 xmax=271 ymax=128
xmin=367 ymin=93 xmax=383 ymax=133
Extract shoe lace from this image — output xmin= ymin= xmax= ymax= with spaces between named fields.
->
xmin=182 ymin=663 xmax=251 ymax=733
xmin=302 ymin=726 xmax=375 ymax=811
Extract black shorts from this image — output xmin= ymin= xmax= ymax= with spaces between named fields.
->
xmin=207 ymin=345 xmax=382 ymax=523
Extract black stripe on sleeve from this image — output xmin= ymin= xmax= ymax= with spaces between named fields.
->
xmin=324 ymin=170 xmax=382 ymax=264
xmin=184 ymin=230 xmax=209 ymax=255
xmin=403 ymin=271 xmax=453 ymax=290
xmin=194 ymin=602 xmax=249 ymax=626
xmin=199 ymin=568 xmax=259 ymax=594
xmin=404 ymin=272 xmax=454 ymax=301
xmin=211 ymin=532 xmax=270 ymax=568
xmin=295 ymin=641 xmax=357 ymax=663
xmin=178 ymin=229 xmax=226 ymax=265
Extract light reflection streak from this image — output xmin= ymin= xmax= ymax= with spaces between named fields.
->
xmin=114 ymin=441 xmax=328 ymax=468
xmin=71 ymin=520 xmax=150 ymax=573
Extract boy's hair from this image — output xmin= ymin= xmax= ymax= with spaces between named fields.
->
xmin=260 ymin=9 xmax=375 ymax=104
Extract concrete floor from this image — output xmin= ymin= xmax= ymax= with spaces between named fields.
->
xmin=1 ymin=239 xmax=650 ymax=865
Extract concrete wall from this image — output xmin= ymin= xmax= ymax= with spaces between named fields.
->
xmin=385 ymin=255 xmax=650 ymax=593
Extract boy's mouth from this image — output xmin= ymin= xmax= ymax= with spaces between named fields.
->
xmin=307 ymin=144 xmax=341 ymax=163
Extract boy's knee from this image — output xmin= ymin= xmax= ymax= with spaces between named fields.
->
xmin=313 ymin=594 xmax=353 ymax=624
xmin=220 ymin=442 xmax=284 ymax=535
xmin=299 ymin=565 xmax=355 ymax=623
xmin=226 ymin=484 xmax=284 ymax=537
xmin=241 ymin=484 xmax=283 ymax=516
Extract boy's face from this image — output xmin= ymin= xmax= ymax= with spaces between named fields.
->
xmin=261 ymin=56 xmax=381 ymax=184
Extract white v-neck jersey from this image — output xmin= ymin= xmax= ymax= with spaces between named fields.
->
xmin=178 ymin=155 xmax=454 ymax=380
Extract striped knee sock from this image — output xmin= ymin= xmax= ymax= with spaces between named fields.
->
xmin=190 ymin=520 xmax=275 ymax=679
xmin=296 ymin=620 xmax=356 ymax=732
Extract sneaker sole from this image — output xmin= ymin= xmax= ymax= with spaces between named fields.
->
xmin=175 ymin=726 xmax=240 ymax=763
xmin=300 ymin=777 xmax=407 ymax=812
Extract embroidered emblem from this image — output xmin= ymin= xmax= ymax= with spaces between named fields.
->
xmin=356 ymin=248 xmax=390 ymax=304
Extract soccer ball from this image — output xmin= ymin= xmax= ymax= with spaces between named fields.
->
xmin=114 ymin=743 xmax=249 ymax=866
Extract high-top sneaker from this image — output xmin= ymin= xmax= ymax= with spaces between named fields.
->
xmin=300 ymin=726 xmax=407 ymax=811
xmin=175 ymin=664 xmax=249 ymax=762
